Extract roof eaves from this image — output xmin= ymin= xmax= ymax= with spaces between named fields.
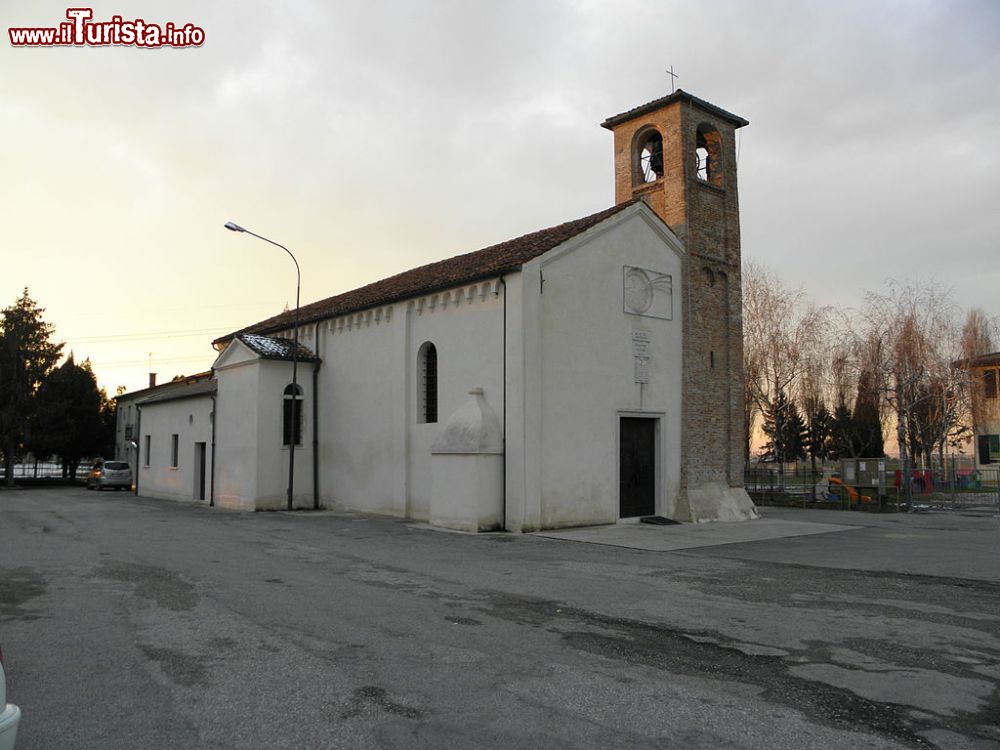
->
xmin=255 ymin=349 xmax=322 ymax=364
xmin=229 ymin=267 xmax=520 ymax=342
xmin=601 ymin=89 xmax=749 ymax=130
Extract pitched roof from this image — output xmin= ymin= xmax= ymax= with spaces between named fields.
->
xmin=214 ymin=200 xmax=639 ymax=344
xmin=115 ymin=371 xmax=214 ymax=402
xmin=956 ymin=351 xmax=1000 ymax=369
xmin=601 ymin=89 xmax=749 ymax=130
xmin=137 ymin=378 xmax=217 ymax=406
xmin=238 ymin=333 xmax=320 ymax=363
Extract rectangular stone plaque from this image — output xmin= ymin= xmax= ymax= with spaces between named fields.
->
xmin=623 ymin=266 xmax=673 ymax=320
xmin=632 ymin=329 xmax=651 ymax=357
xmin=634 ymin=356 xmax=649 ymax=384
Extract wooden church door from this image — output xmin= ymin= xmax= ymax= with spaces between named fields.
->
xmin=620 ymin=417 xmax=655 ymax=517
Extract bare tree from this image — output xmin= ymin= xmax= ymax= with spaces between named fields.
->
xmin=861 ymin=279 xmax=961 ymax=504
xmin=742 ymin=259 xmax=828 ymax=465
xmin=743 ymin=264 xmax=991 ymax=504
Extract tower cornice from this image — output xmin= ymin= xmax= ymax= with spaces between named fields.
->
xmin=601 ymin=89 xmax=749 ymax=131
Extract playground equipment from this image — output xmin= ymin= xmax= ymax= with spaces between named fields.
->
xmin=893 ymin=469 xmax=934 ymax=494
xmin=827 ymin=475 xmax=873 ymax=504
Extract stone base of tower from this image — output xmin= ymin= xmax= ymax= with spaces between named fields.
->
xmin=674 ymin=483 xmax=759 ymax=523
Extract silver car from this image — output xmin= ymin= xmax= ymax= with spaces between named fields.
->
xmin=86 ymin=460 xmax=132 ymax=491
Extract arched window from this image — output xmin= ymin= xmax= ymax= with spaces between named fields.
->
xmin=633 ymin=128 xmax=664 ymax=185
xmin=417 ymin=342 xmax=438 ymax=424
xmin=283 ymin=383 xmax=303 ymax=446
xmin=695 ymin=123 xmax=723 ymax=186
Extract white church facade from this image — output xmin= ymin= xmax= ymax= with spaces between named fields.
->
xmin=116 ymin=90 xmax=758 ymax=531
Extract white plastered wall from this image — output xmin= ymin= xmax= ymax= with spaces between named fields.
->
xmin=214 ymin=346 xmax=260 ymax=510
xmin=136 ymin=395 xmax=214 ymax=503
xmin=521 ymin=205 xmax=684 ymax=529
xmin=254 ymin=359 xmax=316 ymax=509
xmin=316 ymin=282 xmax=505 ymax=520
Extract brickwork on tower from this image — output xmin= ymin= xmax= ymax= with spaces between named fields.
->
xmin=602 ymin=90 xmax=749 ymax=501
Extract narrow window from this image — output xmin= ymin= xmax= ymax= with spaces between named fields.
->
xmin=283 ymin=384 xmax=303 ymax=446
xmin=417 ymin=342 xmax=438 ymax=424
xmin=143 ymin=435 xmax=151 ymax=467
xmin=991 ymin=434 xmax=1000 ymax=460
xmin=985 ymin=370 xmax=997 ymax=399
xmin=170 ymin=434 xmax=179 ymax=468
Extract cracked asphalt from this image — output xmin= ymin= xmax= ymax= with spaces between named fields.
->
xmin=1 ymin=487 xmax=997 ymax=749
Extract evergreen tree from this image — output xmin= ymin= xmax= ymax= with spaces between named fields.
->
xmin=851 ymin=368 xmax=885 ymax=457
xmin=0 ymin=289 xmax=63 ymax=485
xmin=761 ymin=389 xmax=807 ymax=463
xmin=28 ymin=355 xmax=110 ymax=480
xmin=828 ymin=403 xmax=854 ymax=459
xmin=805 ymin=402 xmax=832 ymax=474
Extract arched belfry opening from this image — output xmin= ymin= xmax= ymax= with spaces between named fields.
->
xmin=633 ymin=127 xmax=664 ymax=185
xmin=695 ymin=123 xmax=723 ymax=186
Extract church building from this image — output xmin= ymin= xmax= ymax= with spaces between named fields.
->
xmin=116 ymin=89 xmax=758 ymax=530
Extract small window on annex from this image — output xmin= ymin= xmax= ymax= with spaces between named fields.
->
xmin=283 ymin=384 xmax=303 ymax=447
xmin=634 ymin=128 xmax=664 ymax=185
xmin=977 ymin=434 xmax=1000 ymax=464
xmin=417 ymin=342 xmax=438 ymax=424
xmin=695 ymin=123 xmax=723 ymax=186
xmin=170 ymin=434 xmax=179 ymax=468
xmin=984 ymin=369 xmax=997 ymax=399
xmin=143 ymin=435 xmax=151 ymax=467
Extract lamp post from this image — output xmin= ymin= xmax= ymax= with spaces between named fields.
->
xmin=224 ymin=221 xmax=300 ymax=511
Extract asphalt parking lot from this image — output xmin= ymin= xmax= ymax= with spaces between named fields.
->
xmin=1 ymin=487 xmax=998 ymax=749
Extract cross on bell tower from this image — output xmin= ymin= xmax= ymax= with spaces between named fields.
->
xmin=665 ymin=65 xmax=678 ymax=92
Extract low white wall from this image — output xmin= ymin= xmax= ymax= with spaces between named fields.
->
xmin=430 ymin=453 xmax=504 ymax=532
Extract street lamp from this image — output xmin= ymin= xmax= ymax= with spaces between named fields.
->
xmin=225 ymin=221 xmax=300 ymax=511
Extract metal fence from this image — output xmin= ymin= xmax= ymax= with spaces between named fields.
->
xmin=745 ymin=459 xmax=1000 ymax=515
xmin=3 ymin=457 xmax=99 ymax=481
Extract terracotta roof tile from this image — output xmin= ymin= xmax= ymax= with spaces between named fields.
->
xmin=115 ymin=371 xmax=214 ymax=402
xmin=215 ymin=201 xmax=638 ymax=344
xmin=137 ymin=378 xmax=217 ymax=406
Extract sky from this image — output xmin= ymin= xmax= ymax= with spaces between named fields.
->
xmin=3 ymin=0 xmax=999 ymax=395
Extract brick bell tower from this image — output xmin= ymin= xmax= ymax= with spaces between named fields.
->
xmin=602 ymin=90 xmax=756 ymax=520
